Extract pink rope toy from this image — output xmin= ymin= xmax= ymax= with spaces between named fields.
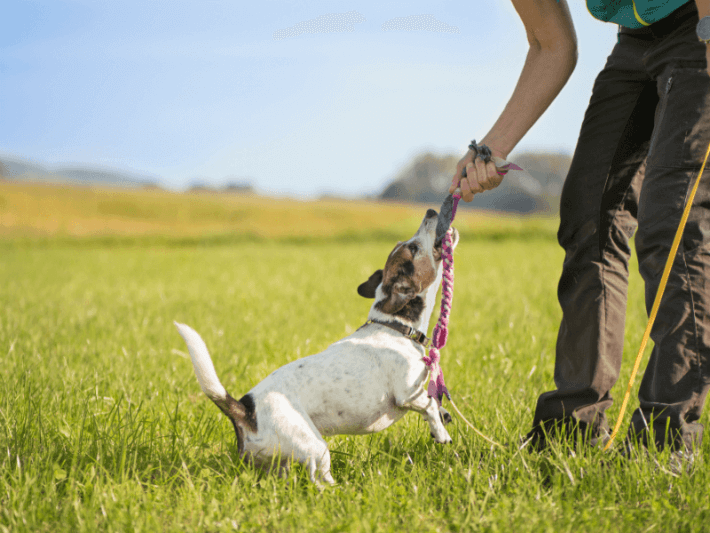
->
xmin=423 ymin=193 xmax=460 ymax=405
xmin=423 ymin=159 xmax=523 ymax=405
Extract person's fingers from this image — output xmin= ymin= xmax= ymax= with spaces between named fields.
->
xmin=459 ymin=176 xmax=473 ymax=202
xmin=449 ymin=166 xmax=464 ymax=193
xmin=454 ymin=150 xmax=509 ymax=198
xmin=473 ymin=157 xmax=492 ymax=190
xmin=451 ymin=151 xmax=475 ymax=193
xmin=465 ymin=162 xmax=484 ymax=196
xmin=485 ymin=160 xmax=504 ymax=189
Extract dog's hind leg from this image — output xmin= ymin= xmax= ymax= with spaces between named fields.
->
xmin=274 ymin=436 xmax=335 ymax=487
xmin=396 ymin=387 xmax=452 ymax=443
xmin=249 ymin=441 xmax=334 ymax=486
xmin=257 ymin=396 xmax=336 ymax=486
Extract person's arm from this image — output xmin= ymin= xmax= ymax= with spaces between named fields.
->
xmin=450 ymin=0 xmax=578 ymax=202
xmin=696 ymin=0 xmax=710 ymax=78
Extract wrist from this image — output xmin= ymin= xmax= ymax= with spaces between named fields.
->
xmin=478 ymin=138 xmax=509 ymax=160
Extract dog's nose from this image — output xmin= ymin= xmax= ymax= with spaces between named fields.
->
xmin=426 ymin=209 xmax=438 ymax=219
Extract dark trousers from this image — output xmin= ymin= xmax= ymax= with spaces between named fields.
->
xmin=532 ymin=2 xmax=710 ymax=451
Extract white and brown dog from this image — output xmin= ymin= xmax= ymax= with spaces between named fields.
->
xmin=175 ymin=208 xmax=458 ymax=486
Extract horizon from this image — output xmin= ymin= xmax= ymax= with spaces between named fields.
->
xmin=0 ymin=145 xmax=573 ymax=199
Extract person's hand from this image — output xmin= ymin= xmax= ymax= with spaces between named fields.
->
xmin=449 ymin=149 xmax=504 ymax=202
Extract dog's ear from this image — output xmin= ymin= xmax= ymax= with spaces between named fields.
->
xmin=357 ymin=269 xmax=383 ymax=298
xmin=378 ymin=279 xmax=417 ymax=314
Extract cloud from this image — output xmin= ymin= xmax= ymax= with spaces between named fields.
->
xmin=273 ymin=11 xmax=366 ymax=40
xmin=381 ymin=14 xmax=459 ymax=34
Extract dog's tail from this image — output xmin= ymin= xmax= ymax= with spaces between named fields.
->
xmin=174 ymin=322 xmax=256 ymax=454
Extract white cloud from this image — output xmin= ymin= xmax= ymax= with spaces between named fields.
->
xmin=273 ymin=11 xmax=366 ymax=40
xmin=381 ymin=14 xmax=459 ymax=34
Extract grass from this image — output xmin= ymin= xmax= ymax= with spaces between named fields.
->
xmin=0 ymin=180 xmax=557 ymax=243
xmin=1 ymin=182 xmax=708 ymax=532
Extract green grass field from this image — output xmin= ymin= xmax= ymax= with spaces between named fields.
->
xmin=1 ymin=183 xmax=708 ymax=532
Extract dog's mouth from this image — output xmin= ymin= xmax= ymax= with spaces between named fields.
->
xmin=434 ymin=227 xmax=459 ymax=256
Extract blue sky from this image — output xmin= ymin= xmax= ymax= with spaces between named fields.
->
xmin=1 ymin=1 xmax=617 ymax=197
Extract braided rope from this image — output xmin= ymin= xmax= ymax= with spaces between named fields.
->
xmin=424 ymin=194 xmax=503 ymax=448
xmin=423 ymin=195 xmax=460 ymax=404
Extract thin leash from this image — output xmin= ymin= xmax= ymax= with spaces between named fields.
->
xmin=603 ymin=138 xmax=710 ymax=451
xmin=424 ymin=191 xmax=503 ymax=449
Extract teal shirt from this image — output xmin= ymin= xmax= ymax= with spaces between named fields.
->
xmin=586 ymin=0 xmax=692 ymax=28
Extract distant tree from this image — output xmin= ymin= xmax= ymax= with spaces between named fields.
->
xmin=222 ymin=182 xmax=254 ymax=194
xmin=378 ymin=150 xmax=571 ymax=214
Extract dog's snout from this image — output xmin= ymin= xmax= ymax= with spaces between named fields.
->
xmin=425 ymin=209 xmax=438 ymax=220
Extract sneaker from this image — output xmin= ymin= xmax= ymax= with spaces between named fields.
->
xmin=618 ymin=440 xmax=699 ymax=475
xmin=668 ymin=449 xmax=698 ymax=475
xmin=523 ymin=419 xmax=610 ymax=452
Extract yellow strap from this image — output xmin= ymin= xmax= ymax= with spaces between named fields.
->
xmin=603 ymin=139 xmax=710 ymax=451
xmin=632 ymin=1 xmax=651 ymax=26
xmin=448 ymin=397 xmax=503 ymax=449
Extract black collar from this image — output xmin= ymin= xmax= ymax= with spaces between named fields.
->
xmin=361 ymin=319 xmax=430 ymax=348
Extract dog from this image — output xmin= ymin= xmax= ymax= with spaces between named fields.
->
xmin=174 ymin=208 xmax=458 ymax=486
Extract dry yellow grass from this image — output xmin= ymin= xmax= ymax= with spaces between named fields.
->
xmin=0 ymin=180 xmax=557 ymax=241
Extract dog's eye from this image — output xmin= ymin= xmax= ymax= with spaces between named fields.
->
xmin=408 ymin=243 xmax=419 ymax=255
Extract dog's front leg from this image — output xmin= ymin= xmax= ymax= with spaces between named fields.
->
xmin=396 ymin=388 xmax=452 ymax=444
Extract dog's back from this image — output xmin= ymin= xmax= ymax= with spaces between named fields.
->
xmin=248 ymin=325 xmax=426 ymax=436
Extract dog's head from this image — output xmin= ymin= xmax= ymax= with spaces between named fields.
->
xmin=358 ymin=209 xmax=459 ymax=319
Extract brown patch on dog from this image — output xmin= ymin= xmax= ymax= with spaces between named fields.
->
xmin=433 ymin=242 xmax=442 ymax=262
xmin=392 ymin=295 xmax=425 ymax=322
xmin=213 ymin=392 xmax=258 ymax=455
xmin=376 ymin=240 xmax=437 ymax=315
xmin=238 ymin=393 xmax=258 ymax=432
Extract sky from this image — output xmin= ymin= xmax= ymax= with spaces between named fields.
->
xmin=1 ymin=1 xmax=618 ymax=198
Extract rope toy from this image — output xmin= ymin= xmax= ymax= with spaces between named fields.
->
xmin=423 ymin=139 xmax=531 ymax=449
xmin=426 ymin=140 xmax=522 ymax=405
xmin=423 ymin=195 xmax=460 ymax=405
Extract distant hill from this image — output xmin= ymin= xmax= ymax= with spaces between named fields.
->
xmin=187 ymin=180 xmax=254 ymax=195
xmin=380 ymin=151 xmax=572 ymax=214
xmin=0 ymin=154 xmax=259 ymax=194
xmin=0 ymin=154 xmax=159 ymax=188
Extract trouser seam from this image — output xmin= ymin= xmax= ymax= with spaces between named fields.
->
xmin=597 ymin=179 xmax=637 ymax=405
xmin=680 ymin=240 xmax=703 ymax=403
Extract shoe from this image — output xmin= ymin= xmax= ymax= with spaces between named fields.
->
xmin=523 ymin=419 xmax=610 ymax=452
xmin=618 ymin=440 xmax=699 ymax=475
xmin=668 ymin=449 xmax=698 ymax=475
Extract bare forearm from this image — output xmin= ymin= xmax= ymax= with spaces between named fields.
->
xmin=450 ymin=0 xmax=577 ymax=201
xmin=482 ymin=0 xmax=577 ymax=159
xmin=482 ymin=40 xmax=577 ymax=159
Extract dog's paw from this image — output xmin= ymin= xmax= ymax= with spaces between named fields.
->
xmin=438 ymin=433 xmax=453 ymax=445
xmin=430 ymin=428 xmax=452 ymax=444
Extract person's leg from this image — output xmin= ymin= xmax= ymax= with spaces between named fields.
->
xmin=529 ymin=30 xmax=656 ymax=447
xmin=629 ymin=11 xmax=710 ymax=452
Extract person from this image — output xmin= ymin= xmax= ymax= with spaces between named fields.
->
xmin=449 ymin=0 xmax=710 ymax=455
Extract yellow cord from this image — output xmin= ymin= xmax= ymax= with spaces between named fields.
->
xmin=603 ymin=139 xmax=710 ymax=451
xmin=448 ymin=397 xmax=504 ymax=449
